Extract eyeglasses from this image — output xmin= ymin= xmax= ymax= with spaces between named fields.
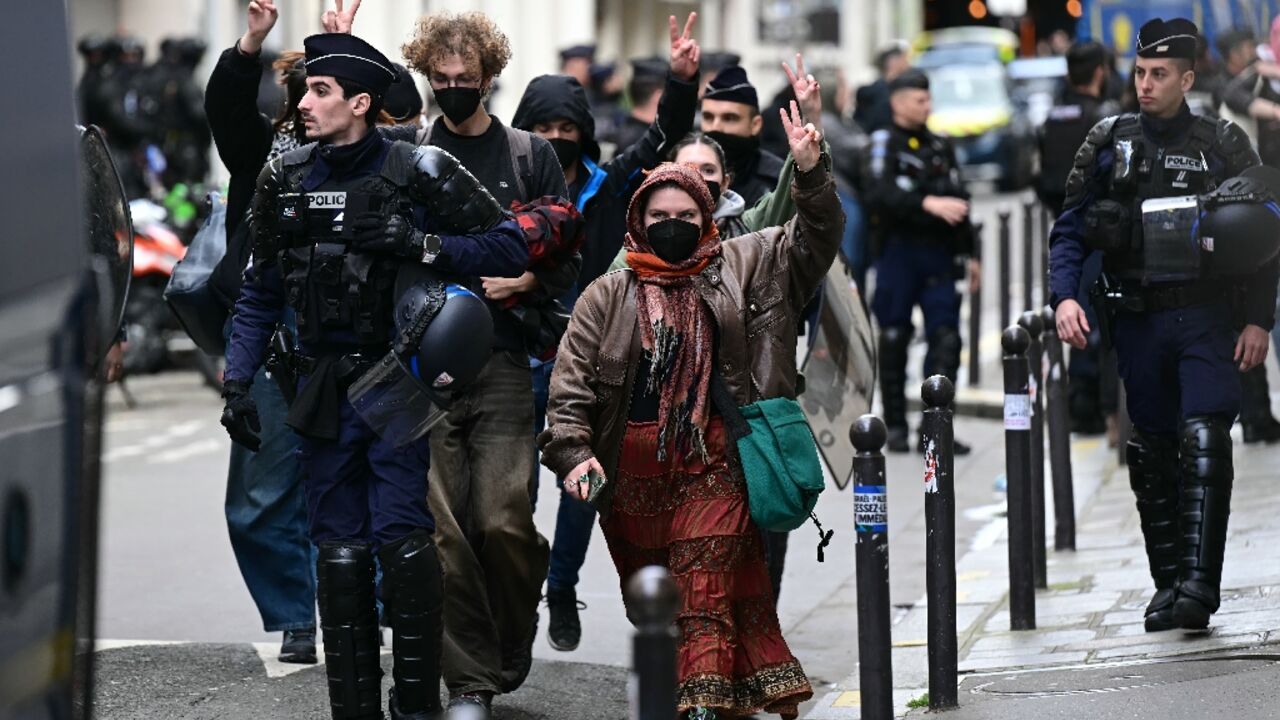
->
xmin=429 ymin=75 xmax=482 ymax=89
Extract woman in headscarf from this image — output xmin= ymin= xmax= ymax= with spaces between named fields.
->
xmin=538 ymin=102 xmax=843 ymax=719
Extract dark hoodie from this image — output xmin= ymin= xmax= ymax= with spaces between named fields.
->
xmin=512 ymin=71 xmax=698 ymax=292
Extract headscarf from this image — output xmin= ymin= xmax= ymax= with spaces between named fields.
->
xmin=623 ymin=163 xmax=722 ymax=462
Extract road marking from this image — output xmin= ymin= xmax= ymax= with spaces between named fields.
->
xmin=831 ymin=690 xmax=861 ymax=707
xmin=148 ymin=438 xmax=223 ymax=464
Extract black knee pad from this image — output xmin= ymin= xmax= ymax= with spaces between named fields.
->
xmin=378 ymin=530 xmax=443 ymax=716
xmin=926 ymin=326 xmax=962 ymax=379
xmin=1180 ymin=415 xmax=1233 ymax=488
xmin=317 ymin=540 xmax=377 ymax=623
xmin=1127 ymin=430 xmax=1179 ymax=498
xmin=378 ymin=530 xmax=443 ymax=613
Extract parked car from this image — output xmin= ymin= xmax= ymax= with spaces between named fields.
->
xmin=920 ymin=57 xmax=1036 ymax=190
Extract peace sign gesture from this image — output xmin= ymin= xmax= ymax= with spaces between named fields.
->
xmin=780 ymin=100 xmax=822 ymax=173
xmin=240 ymin=0 xmax=279 ymax=55
xmin=321 ymin=0 xmax=362 ymax=34
xmin=668 ymin=12 xmax=701 ymax=82
xmin=782 ymin=53 xmax=823 ymax=135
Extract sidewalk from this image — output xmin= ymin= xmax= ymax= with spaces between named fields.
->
xmin=806 ymin=430 xmax=1280 ymax=719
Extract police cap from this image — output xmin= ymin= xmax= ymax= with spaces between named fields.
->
xmin=560 ymin=44 xmax=596 ymax=63
xmin=888 ymin=68 xmax=930 ymax=94
xmin=303 ymin=33 xmax=397 ymax=97
xmin=704 ymin=65 xmax=758 ymax=108
xmin=630 ymin=56 xmax=669 ymax=81
xmin=383 ymin=64 xmax=424 ymax=122
xmin=1136 ymin=17 xmax=1198 ymax=60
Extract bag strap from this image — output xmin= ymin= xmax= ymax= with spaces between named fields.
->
xmin=504 ymin=125 xmax=535 ymax=201
xmin=709 ymin=369 xmax=751 ymax=441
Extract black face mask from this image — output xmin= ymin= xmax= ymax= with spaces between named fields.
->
xmin=705 ymin=180 xmax=723 ymax=207
xmin=547 ymin=137 xmax=581 ymax=170
xmin=705 ymin=131 xmax=760 ymax=177
xmin=646 ymin=218 xmax=702 ymax=264
xmin=434 ymin=86 xmax=483 ymax=126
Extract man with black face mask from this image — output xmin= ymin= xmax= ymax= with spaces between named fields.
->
xmin=701 ymin=65 xmax=785 ymax=207
xmin=510 ymin=11 xmax=700 ymax=655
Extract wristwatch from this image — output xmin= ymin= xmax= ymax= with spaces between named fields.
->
xmin=420 ymin=233 xmax=442 ymax=265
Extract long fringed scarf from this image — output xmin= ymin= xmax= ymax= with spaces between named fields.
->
xmin=623 ymin=163 xmax=723 ymax=462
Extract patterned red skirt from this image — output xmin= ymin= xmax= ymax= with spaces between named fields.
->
xmin=600 ymin=419 xmax=813 ymax=719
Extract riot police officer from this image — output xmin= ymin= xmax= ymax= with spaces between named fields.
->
xmin=863 ymin=68 xmax=979 ymax=454
xmin=221 ymin=33 xmax=529 ymax=720
xmin=1050 ymin=18 xmax=1279 ymax=633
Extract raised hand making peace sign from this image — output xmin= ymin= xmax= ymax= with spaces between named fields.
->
xmin=780 ymin=100 xmax=822 ymax=173
xmin=321 ymin=0 xmax=362 ymax=34
xmin=668 ymin=12 xmax=701 ymax=82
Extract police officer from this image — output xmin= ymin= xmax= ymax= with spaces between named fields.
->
xmin=1050 ymin=18 xmax=1278 ymax=633
xmin=1039 ymin=41 xmax=1123 ymax=436
xmin=221 ymin=33 xmax=529 ymax=720
xmin=863 ymin=68 xmax=979 ymax=454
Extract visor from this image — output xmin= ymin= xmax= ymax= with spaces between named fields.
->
xmin=347 ymin=349 xmax=448 ymax=447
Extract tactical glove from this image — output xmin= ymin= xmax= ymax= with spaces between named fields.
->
xmin=221 ymin=379 xmax=262 ymax=452
xmin=350 ymin=212 xmax=427 ymax=259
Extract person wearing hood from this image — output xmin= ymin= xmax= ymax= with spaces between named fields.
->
xmin=509 ymin=11 xmax=700 ymax=654
xmin=701 ymin=65 xmax=786 ymax=207
xmin=539 ymin=102 xmax=838 ymax=720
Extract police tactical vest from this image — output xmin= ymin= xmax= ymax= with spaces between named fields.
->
xmin=272 ymin=145 xmax=411 ymax=346
xmin=1105 ymin=114 xmax=1218 ymax=284
xmin=1040 ymin=99 xmax=1101 ymax=201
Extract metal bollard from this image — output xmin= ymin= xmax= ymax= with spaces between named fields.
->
xmin=998 ymin=210 xmax=1012 ymax=333
xmin=921 ymin=377 xmax=958 ymax=710
xmin=967 ymin=222 xmax=984 ymax=388
xmin=1018 ymin=311 xmax=1048 ymax=589
xmin=1041 ymin=305 xmax=1076 ymax=551
xmin=852 ymin=416 xmax=893 ymax=720
xmin=625 ymin=566 xmax=679 ymax=720
xmin=1002 ymin=326 xmax=1037 ymax=630
xmin=1022 ymin=201 xmax=1035 ymax=313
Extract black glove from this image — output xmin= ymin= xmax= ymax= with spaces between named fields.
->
xmin=350 ymin=212 xmax=425 ymax=258
xmin=221 ymin=379 xmax=261 ymax=452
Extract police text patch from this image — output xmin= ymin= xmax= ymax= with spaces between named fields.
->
xmin=1163 ymin=155 xmax=1205 ymax=172
xmin=307 ymin=191 xmax=347 ymax=209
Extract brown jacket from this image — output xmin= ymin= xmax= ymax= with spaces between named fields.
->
xmin=537 ymin=163 xmax=844 ymax=512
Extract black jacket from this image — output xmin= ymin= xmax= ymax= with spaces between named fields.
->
xmin=512 ymin=72 xmax=698 ymax=289
xmin=731 ymin=148 xmax=786 ymax=209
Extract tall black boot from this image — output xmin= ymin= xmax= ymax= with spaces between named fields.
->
xmin=379 ymin=531 xmax=444 ymax=720
xmin=1126 ymin=430 xmax=1181 ymax=632
xmin=879 ymin=326 xmax=911 ymax=452
xmin=317 ymin=541 xmax=385 ymax=720
xmin=1173 ymin=416 xmax=1235 ymax=629
xmin=920 ymin=325 xmax=970 ymax=455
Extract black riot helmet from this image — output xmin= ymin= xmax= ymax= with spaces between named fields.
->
xmin=1198 ymin=165 xmax=1280 ymax=276
xmin=347 ymin=267 xmax=493 ymax=446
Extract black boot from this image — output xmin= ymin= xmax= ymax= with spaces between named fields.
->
xmin=1173 ymin=416 xmax=1234 ymax=630
xmin=1126 ymin=430 xmax=1181 ymax=632
xmin=379 ymin=531 xmax=444 ymax=720
xmin=546 ymin=586 xmax=582 ymax=652
xmin=1240 ymin=365 xmax=1280 ymax=443
xmin=317 ymin=541 xmax=385 ymax=720
xmin=879 ymin=327 xmax=911 ymax=452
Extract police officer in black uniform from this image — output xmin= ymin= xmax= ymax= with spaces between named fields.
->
xmin=221 ymin=33 xmax=529 ymax=720
xmin=1050 ymin=18 xmax=1278 ymax=633
xmin=863 ymin=68 xmax=979 ymax=454
xmin=1039 ymin=41 xmax=1123 ymax=436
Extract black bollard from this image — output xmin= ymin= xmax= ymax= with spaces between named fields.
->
xmin=1041 ymin=205 xmax=1053 ymax=307
xmin=1042 ymin=305 xmax=1076 ymax=551
xmin=852 ymin=416 xmax=893 ymax=720
xmin=625 ymin=566 xmax=679 ymax=720
xmin=967 ymin=222 xmax=984 ymax=388
xmin=921 ymin=377 xmax=958 ymax=710
xmin=1018 ymin=311 xmax=1048 ymax=589
xmin=1022 ymin=201 xmax=1035 ymax=313
xmin=999 ymin=210 xmax=1012 ymax=333
xmin=1002 ymin=326 xmax=1037 ymax=630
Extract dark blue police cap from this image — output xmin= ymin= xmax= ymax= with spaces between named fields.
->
xmin=303 ymin=33 xmax=397 ymax=97
xmin=1136 ymin=18 xmax=1199 ymax=60
xmin=560 ymin=44 xmax=596 ymax=62
xmin=704 ymin=65 xmax=758 ymax=108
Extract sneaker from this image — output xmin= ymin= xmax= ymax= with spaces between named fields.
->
xmin=1243 ymin=418 xmax=1280 ymax=444
xmin=546 ymin=586 xmax=585 ymax=652
xmin=500 ymin=613 xmax=536 ymax=692
xmin=446 ymin=694 xmax=491 ymax=720
xmin=278 ymin=628 xmax=317 ymax=664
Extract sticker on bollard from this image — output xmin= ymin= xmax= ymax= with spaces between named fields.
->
xmin=923 ymin=445 xmax=939 ymax=494
xmin=855 ymin=485 xmax=888 ymax=532
xmin=1004 ymin=393 xmax=1031 ymax=430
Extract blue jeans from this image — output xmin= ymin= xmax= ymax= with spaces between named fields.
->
xmin=531 ymin=360 xmax=596 ymax=591
xmin=225 ymin=365 xmax=317 ymax=632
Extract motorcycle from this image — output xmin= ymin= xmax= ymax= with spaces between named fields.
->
xmin=122 ymin=198 xmax=223 ymax=390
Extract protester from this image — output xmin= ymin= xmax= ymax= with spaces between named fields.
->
xmin=539 ymin=101 xmax=839 ymax=719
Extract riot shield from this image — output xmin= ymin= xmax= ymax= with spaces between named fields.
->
xmin=801 ymin=265 xmax=876 ymax=490
xmin=78 ymin=125 xmax=133 ymax=366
